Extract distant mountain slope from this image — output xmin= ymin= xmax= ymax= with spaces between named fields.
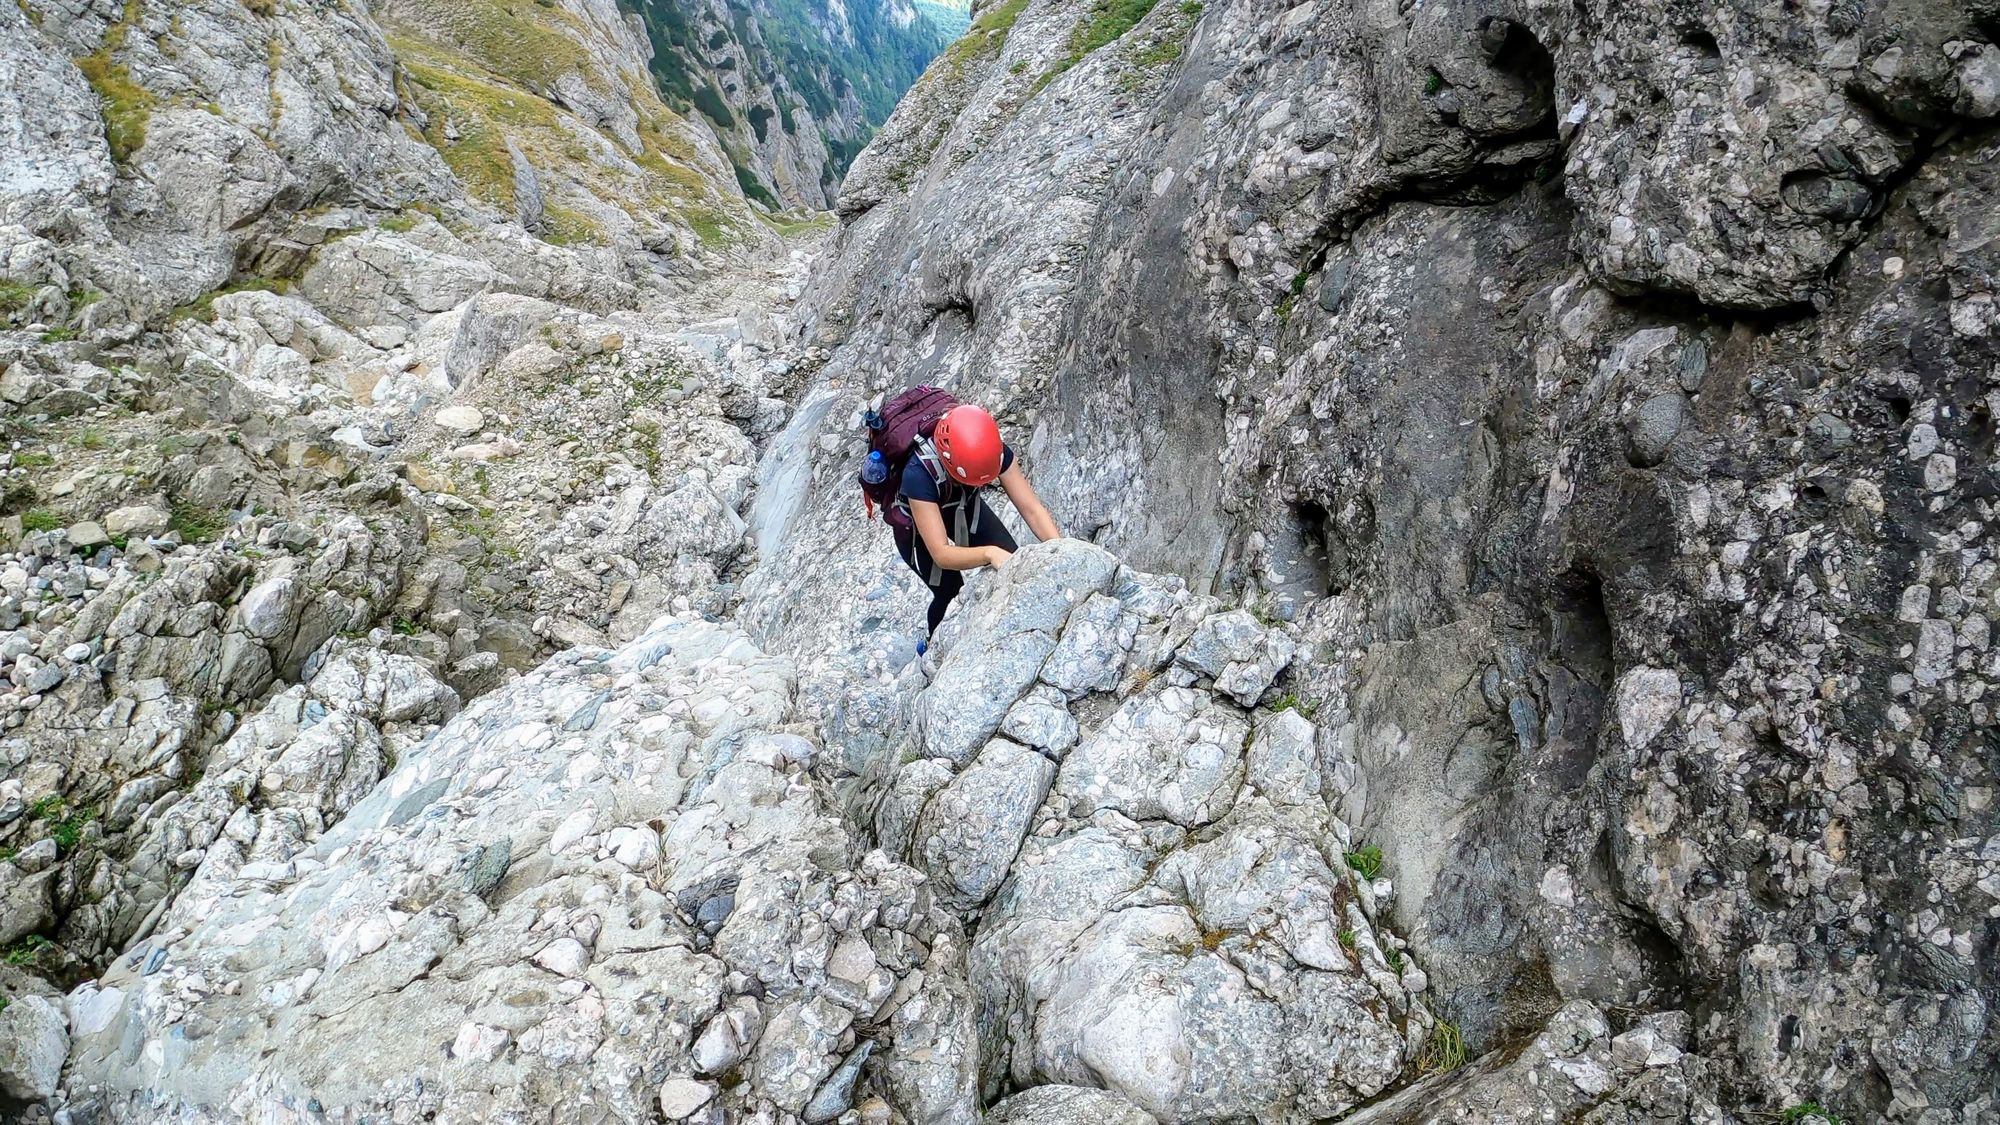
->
xmin=624 ymin=0 xmax=956 ymax=210
xmin=913 ymin=0 xmax=971 ymax=37
xmin=377 ymin=0 xmax=761 ymax=260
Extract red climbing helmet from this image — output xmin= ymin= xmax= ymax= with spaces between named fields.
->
xmin=932 ymin=404 xmax=1004 ymax=486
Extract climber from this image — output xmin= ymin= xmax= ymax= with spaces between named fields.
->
xmin=858 ymin=390 xmax=1062 ymax=644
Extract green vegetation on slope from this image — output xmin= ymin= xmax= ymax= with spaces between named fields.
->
xmin=936 ymin=0 xmax=1029 ymax=78
xmin=388 ymin=0 xmax=593 ymax=90
xmin=74 ymin=0 xmax=155 ymax=164
xmin=1031 ymin=0 xmax=1162 ymax=92
xmin=387 ymin=0 xmax=777 ymax=244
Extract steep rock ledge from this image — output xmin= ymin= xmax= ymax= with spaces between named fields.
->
xmin=46 ymin=541 xmax=1546 ymax=1124
xmin=746 ymin=0 xmax=2000 ymax=1119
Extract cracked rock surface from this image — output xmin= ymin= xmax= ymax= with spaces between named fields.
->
xmin=10 ymin=0 xmax=2000 ymax=1118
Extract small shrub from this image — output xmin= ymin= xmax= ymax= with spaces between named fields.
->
xmin=50 ymin=805 xmax=97 ymax=852
xmin=40 ymin=326 xmax=78 ymax=343
xmin=1269 ymin=693 xmax=1318 ymax=719
xmin=0 ymin=281 xmax=36 ymax=316
xmin=1344 ymin=843 xmax=1384 ymax=880
xmin=1337 ymin=927 xmax=1355 ymax=950
xmin=2 ymin=936 xmax=54 ymax=966
xmin=380 ymin=213 xmax=422 ymax=233
xmin=1418 ymin=1019 xmax=1467 ymax=1073
xmin=168 ymin=499 xmax=226 ymax=542
xmin=392 ymin=616 xmax=421 ymax=636
xmin=72 ymin=427 xmax=108 ymax=450
xmin=21 ymin=509 xmax=62 ymax=533
xmin=15 ymin=451 xmax=53 ymax=468
xmin=1424 ymin=69 xmax=1445 ymax=95
xmin=1386 ymin=947 xmax=1404 ymax=973
xmin=1778 ymin=1106 xmax=1844 ymax=1125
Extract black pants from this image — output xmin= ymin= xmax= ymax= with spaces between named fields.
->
xmin=894 ymin=501 xmax=1019 ymax=634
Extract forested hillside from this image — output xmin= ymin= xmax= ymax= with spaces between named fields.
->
xmin=625 ymin=0 xmax=956 ymax=209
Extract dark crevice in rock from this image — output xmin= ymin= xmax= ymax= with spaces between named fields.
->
xmin=1480 ymin=18 xmax=1557 ymax=131
xmin=1548 ymin=566 xmax=1613 ymax=690
xmin=1677 ymin=25 xmax=1721 ymax=58
xmin=1289 ymin=496 xmax=1341 ymax=597
xmin=1814 ymin=118 xmax=1995 ymax=305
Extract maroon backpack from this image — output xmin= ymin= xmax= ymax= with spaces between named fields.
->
xmin=861 ymin=386 xmax=958 ymax=530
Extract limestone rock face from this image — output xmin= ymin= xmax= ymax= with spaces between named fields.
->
xmin=5 ymin=0 xmax=456 ymax=319
xmin=6 ymin=0 xmax=1999 ymax=1116
xmin=743 ymin=0 xmax=2000 ymax=1118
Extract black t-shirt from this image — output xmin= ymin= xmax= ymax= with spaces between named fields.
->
xmin=899 ymin=442 xmax=1014 ymax=507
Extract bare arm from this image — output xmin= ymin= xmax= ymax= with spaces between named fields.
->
xmin=998 ymin=463 xmax=1062 ymax=542
xmin=911 ymin=500 xmax=1011 ymax=571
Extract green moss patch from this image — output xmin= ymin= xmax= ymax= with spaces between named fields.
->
xmin=167 ymin=278 xmax=290 ymax=325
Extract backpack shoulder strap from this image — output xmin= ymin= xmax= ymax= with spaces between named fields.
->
xmin=910 ymin=434 xmax=946 ymax=485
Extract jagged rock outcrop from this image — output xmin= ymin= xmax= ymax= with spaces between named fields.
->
xmin=0 ymin=0 xmax=833 ymax=1021
xmin=0 ymin=0 xmax=769 ymax=336
xmin=746 ymin=0 xmax=2000 ymax=1119
xmin=61 ymin=616 xmax=978 ymax=1123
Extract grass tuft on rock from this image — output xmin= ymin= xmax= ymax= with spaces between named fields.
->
xmin=75 ymin=0 xmax=155 ymax=163
xmin=168 ymin=499 xmax=226 ymax=542
xmin=0 ymin=281 xmax=38 ymax=318
xmin=541 ymin=202 xmax=605 ymax=246
xmin=167 ymin=278 xmax=290 ymax=325
xmin=1418 ymin=1019 xmax=1467 ymax=1074
xmin=1268 ymin=692 xmax=1317 ymax=718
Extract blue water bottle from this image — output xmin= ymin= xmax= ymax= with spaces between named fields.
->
xmin=861 ymin=450 xmax=890 ymax=484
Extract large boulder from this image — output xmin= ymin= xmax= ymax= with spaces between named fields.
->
xmin=916 ymin=540 xmax=1119 ymax=765
xmin=0 ymin=993 xmax=68 ymax=1103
